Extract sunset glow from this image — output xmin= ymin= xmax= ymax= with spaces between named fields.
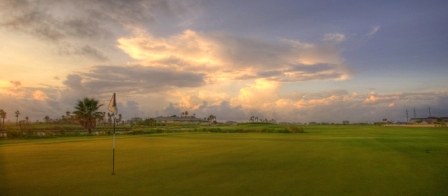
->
xmin=1 ymin=0 xmax=447 ymax=123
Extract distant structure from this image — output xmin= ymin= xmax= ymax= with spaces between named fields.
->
xmin=128 ymin=117 xmax=143 ymax=124
xmin=409 ymin=117 xmax=448 ymax=124
xmin=154 ymin=116 xmax=208 ymax=125
xmin=342 ymin=121 xmax=350 ymax=125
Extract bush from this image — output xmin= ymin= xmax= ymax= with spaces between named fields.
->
xmin=6 ymin=128 xmax=22 ymax=138
xmin=284 ymin=126 xmax=304 ymax=133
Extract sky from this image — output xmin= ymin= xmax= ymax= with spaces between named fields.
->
xmin=1 ymin=0 xmax=447 ymax=123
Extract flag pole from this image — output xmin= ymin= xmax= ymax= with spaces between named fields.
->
xmin=112 ymin=116 xmax=115 ymax=175
xmin=108 ymin=93 xmax=117 ymax=175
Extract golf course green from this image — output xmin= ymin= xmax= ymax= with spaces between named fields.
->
xmin=1 ymin=125 xmax=447 ymax=195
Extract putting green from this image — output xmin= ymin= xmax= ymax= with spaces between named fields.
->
xmin=1 ymin=126 xmax=448 ymax=195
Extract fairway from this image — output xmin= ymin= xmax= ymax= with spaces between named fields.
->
xmin=1 ymin=126 xmax=448 ymax=195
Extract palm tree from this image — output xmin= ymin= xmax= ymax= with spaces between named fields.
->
xmin=25 ymin=116 xmax=29 ymax=123
xmin=107 ymin=113 xmax=112 ymax=125
xmin=0 ymin=109 xmax=6 ymax=128
xmin=15 ymin=110 xmax=20 ymax=126
xmin=73 ymin=97 xmax=103 ymax=134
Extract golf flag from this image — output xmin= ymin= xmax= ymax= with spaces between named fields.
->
xmin=108 ymin=93 xmax=118 ymax=115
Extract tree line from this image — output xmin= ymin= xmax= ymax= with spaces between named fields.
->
xmin=0 ymin=97 xmax=122 ymax=134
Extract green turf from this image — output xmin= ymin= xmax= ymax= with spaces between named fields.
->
xmin=1 ymin=126 xmax=448 ymax=195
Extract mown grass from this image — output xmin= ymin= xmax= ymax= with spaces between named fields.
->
xmin=1 ymin=126 xmax=448 ymax=195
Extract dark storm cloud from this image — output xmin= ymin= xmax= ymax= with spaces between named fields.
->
xmin=64 ymin=65 xmax=205 ymax=94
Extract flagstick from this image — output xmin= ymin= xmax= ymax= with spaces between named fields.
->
xmin=112 ymin=117 xmax=116 ymax=175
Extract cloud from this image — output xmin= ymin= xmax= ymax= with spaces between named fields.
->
xmin=230 ymin=79 xmax=280 ymax=109
xmin=367 ymin=26 xmax=380 ymax=36
xmin=323 ymin=33 xmax=346 ymax=43
xmin=0 ymin=0 xmax=202 ymax=61
xmin=58 ymin=44 xmax=109 ymax=61
xmin=62 ymin=65 xmax=205 ymax=95
xmin=2 ymin=76 xmax=448 ymax=123
xmin=32 ymin=90 xmax=48 ymax=101
xmin=118 ymin=29 xmax=352 ymax=82
xmin=10 ymin=81 xmax=21 ymax=87
xmin=0 ymin=0 xmax=192 ymax=40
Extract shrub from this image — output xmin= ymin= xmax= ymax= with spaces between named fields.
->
xmin=284 ymin=126 xmax=305 ymax=133
xmin=6 ymin=128 xmax=22 ymax=138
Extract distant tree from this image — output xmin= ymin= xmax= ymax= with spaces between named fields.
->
xmin=25 ymin=116 xmax=29 ymax=123
xmin=66 ymin=111 xmax=72 ymax=124
xmin=15 ymin=110 xmax=20 ymax=126
xmin=142 ymin=118 xmax=157 ymax=127
xmin=208 ymin=114 xmax=216 ymax=124
xmin=107 ymin=113 xmax=113 ymax=125
xmin=99 ymin=112 xmax=106 ymax=125
xmin=116 ymin=114 xmax=122 ymax=124
xmin=435 ymin=118 xmax=445 ymax=127
xmin=44 ymin=116 xmax=50 ymax=123
xmin=0 ymin=109 xmax=6 ymax=128
xmin=185 ymin=111 xmax=188 ymax=117
xmin=73 ymin=97 xmax=103 ymax=134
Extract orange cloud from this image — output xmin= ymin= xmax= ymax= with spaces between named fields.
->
xmin=32 ymin=90 xmax=48 ymax=101
xmin=117 ymin=29 xmax=352 ymax=83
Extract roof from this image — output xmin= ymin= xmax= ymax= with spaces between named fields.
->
xmin=154 ymin=116 xmax=206 ymax=122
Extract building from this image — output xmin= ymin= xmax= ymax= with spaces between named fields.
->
xmin=342 ymin=121 xmax=350 ymax=125
xmin=154 ymin=116 xmax=208 ymax=125
xmin=128 ymin=117 xmax=143 ymax=124
xmin=409 ymin=117 xmax=448 ymax=124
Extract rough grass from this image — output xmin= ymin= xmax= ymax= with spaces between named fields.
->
xmin=1 ymin=126 xmax=448 ymax=195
